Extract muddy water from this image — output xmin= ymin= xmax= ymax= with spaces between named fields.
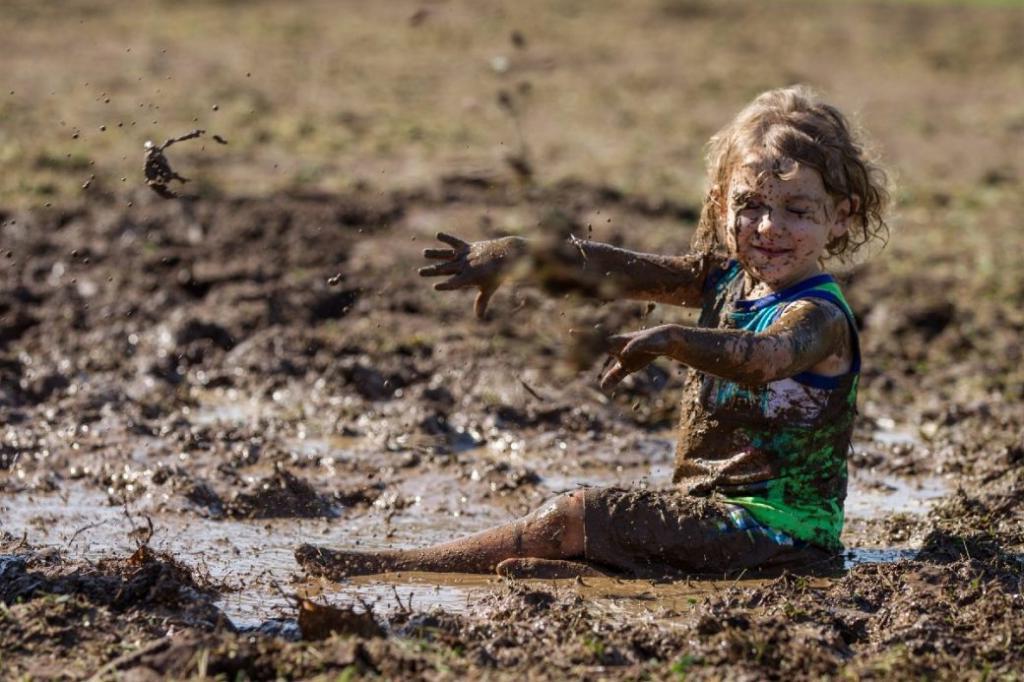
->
xmin=0 ymin=396 xmax=949 ymax=629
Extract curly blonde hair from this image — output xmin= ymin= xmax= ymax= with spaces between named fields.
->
xmin=693 ymin=86 xmax=890 ymax=262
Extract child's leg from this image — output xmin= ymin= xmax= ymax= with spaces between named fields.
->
xmin=296 ymin=491 xmax=586 ymax=578
xmin=495 ymin=557 xmax=609 ymax=579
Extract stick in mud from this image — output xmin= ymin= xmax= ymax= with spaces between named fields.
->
xmin=144 ymin=129 xmax=228 ymax=199
xmin=120 ymin=496 xmax=155 ymax=548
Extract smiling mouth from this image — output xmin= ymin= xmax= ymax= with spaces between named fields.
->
xmin=751 ymin=245 xmax=792 ymax=257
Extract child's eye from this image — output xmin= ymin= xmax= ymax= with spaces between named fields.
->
xmin=787 ymin=207 xmax=809 ymax=217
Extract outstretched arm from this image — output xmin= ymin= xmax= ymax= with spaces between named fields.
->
xmin=554 ymin=236 xmax=714 ymax=306
xmin=598 ymin=299 xmax=852 ymax=389
xmin=418 ymin=232 xmax=715 ymax=318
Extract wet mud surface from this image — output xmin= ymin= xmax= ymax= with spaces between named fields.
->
xmin=2 ymin=170 xmax=1022 ymax=679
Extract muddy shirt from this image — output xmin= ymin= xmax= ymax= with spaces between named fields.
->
xmin=673 ymin=260 xmax=859 ymax=551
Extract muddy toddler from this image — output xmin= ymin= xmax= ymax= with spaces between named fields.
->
xmin=297 ymin=85 xmax=889 ymax=579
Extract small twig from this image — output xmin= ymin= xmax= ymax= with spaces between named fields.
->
xmin=356 ymin=595 xmax=379 ymax=615
xmin=86 ymin=637 xmax=172 ymax=682
xmin=729 ymin=567 xmax=749 ymax=590
xmin=568 ymin=233 xmax=589 ymax=266
xmin=518 ymin=377 xmax=547 ymax=402
xmin=390 ymin=585 xmax=412 ymax=613
xmin=268 ymin=576 xmax=301 ymax=606
xmin=65 ymin=520 xmax=107 ymax=549
xmin=120 ymin=497 xmax=154 ymax=549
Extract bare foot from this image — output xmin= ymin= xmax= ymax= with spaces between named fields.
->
xmin=495 ymin=558 xmax=610 ymax=579
xmin=295 ymin=544 xmax=395 ymax=579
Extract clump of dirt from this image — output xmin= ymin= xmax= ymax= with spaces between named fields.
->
xmin=296 ymin=597 xmax=385 ymax=640
xmin=182 ymin=469 xmax=382 ymax=519
xmin=226 ymin=469 xmax=340 ymax=519
xmin=143 ymin=129 xmax=228 ymax=199
xmin=0 ymin=539 xmax=235 ymax=678
xmin=1 ymin=543 xmax=226 ymax=624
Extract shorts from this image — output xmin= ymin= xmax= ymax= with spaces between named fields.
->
xmin=582 ymin=486 xmax=832 ymax=576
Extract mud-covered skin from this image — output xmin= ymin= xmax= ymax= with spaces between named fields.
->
xmin=724 ymin=157 xmax=854 ymax=292
xmin=599 ymin=300 xmax=850 ymax=389
xmin=668 ymin=261 xmax=859 ymax=549
xmin=418 ymin=232 xmax=530 ymax=319
xmin=418 ymin=232 xmax=713 ymax=316
xmin=297 ymin=490 xmax=586 ymax=578
xmin=595 ymin=156 xmax=855 ymax=389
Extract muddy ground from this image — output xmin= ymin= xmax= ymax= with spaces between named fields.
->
xmin=3 ymin=0 xmax=1024 ymax=680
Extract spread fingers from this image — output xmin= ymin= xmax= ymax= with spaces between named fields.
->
xmin=434 ymin=274 xmax=471 ymax=291
xmin=604 ymin=334 xmax=632 ymax=356
xmin=599 ymin=362 xmax=629 ymax=390
xmin=436 ymin=232 xmax=469 ymax=249
xmin=418 ymin=261 xmax=462 ymax=277
xmin=423 ymin=248 xmax=457 ymax=260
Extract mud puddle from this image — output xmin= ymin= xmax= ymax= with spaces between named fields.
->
xmin=1 ymin=413 xmax=950 ymax=631
xmin=326 ymin=571 xmax=784 ymax=626
xmin=845 ymin=473 xmax=948 ymax=519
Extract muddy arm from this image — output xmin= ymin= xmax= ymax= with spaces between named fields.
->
xmin=419 ymin=232 xmax=713 ymax=319
xmin=600 ymin=299 xmax=850 ymax=388
xmin=547 ymin=237 xmax=714 ymax=307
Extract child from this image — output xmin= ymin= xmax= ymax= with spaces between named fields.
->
xmin=296 ymin=85 xmax=889 ymax=579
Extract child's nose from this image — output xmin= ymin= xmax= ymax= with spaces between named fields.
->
xmin=756 ymin=208 xmax=781 ymax=235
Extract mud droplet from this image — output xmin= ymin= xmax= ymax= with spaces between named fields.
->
xmin=211 ymin=104 xmax=219 ymax=112
xmin=99 ymin=125 xmax=107 ymax=132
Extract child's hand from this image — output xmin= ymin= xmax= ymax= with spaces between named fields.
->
xmin=598 ymin=325 xmax=678 ymax=390
xmin=418 ymin=232 xmax=526 ymax=319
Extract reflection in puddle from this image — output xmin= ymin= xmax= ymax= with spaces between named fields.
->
xmin=843 ymin=547 xmax=919 ymax=567
xmin=846 ymin=474 xmax=948 ymax=519
xmin=0 ymin=403 xmax=958 ymax=629
xmin=309 ymin=571 xmax=776 ymax=626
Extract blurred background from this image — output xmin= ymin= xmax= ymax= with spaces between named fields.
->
xmin=3 ymin=0 xmax=1023 ymax=206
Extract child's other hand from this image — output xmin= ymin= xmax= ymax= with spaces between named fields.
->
xmin=418 ymin=232 xmax=525 ymax=319
xmin=597 ymin=325 xmax=677 ymax=390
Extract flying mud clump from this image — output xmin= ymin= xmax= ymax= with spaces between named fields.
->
xmin=144 ymin=129 xmax=228 ymax=199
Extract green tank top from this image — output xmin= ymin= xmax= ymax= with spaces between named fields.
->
xmin=673 ymin=261 xmax=859 ymax=551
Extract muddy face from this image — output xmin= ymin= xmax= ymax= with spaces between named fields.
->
xmin=723 ymin=156 xmax=850 ymax=292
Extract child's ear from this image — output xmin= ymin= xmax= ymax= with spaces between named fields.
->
xmin=830 ymin=194 xmax=860 ymax=239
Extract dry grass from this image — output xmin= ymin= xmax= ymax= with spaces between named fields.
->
xmin=1 ymin=0 xmax=1022 ymax=208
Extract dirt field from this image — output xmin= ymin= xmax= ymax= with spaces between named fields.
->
xmin=2 ymin=0 xmax=1023 ymax=679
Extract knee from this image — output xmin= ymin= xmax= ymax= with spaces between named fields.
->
xmin=522 ymin=491 xmax=585 ymax=553
xmin=527 ymin=491 xmax=584 ymax=527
